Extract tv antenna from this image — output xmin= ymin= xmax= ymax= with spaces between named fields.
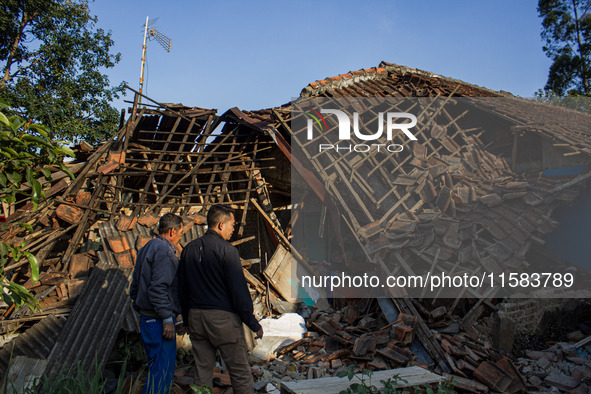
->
xmin=139 ymin=16 xmax=172 ymax=103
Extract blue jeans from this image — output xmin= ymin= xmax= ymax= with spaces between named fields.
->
xmin=140 ymin=315 xmax=176 ymax=393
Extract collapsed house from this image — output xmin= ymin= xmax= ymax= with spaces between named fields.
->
xmin=1 ymin=63 xmax=591 ymax=393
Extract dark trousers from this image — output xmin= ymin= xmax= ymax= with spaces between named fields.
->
xmin=188 ymin=309 xmax=254 ymax=394
xmin=140 ymin=315 xmax=176 ymax=394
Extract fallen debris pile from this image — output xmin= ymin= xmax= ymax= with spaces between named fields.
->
xmin=249 ymin=301 xmax=591 ymax=393
xmin=2 ymin=62 xmax=591 ymax=392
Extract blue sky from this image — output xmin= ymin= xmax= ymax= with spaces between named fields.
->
xmin=90 ymin=1 xmax=550 ymax=113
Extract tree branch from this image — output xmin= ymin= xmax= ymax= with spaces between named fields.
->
xmin=8 ymin=57 xmax=42 ymax=81
xmin=1 ymin=11 xmax=31 ymax=89
xmin=572 ymin=0 xmax=589 ymax=94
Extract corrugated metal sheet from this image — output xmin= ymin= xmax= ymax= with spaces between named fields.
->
xmin=0 ymin=315 xmax=65 ymax=377
xmin=44 ymin=259 xmax=132 ymax=378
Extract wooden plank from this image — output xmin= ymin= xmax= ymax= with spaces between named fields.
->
xmin=391 ymin=298 xmax=451 ymax=373
xmin=549 ymin=170 xmax=591 ymax=193
xmin=280 ymin=366 xmax=442 ymax=394
xmin=575 ymin=335 xmax=591 ymax=348
xmin=64 ymin=109 xmax=144 ymax=197
xmin=58 ymin=178 xmax=105 ymax=271
xmin=443 ymin=373 xmax=489 ymax=393
xmin=329 ymin=156 xmax=374 ymax=222
xmin=250 ymin=198 xmax=315 ymax=275
xmin=243 ymin=267 xmax=265 ymax=293
xmin=263 ymin=244 xmax=298 ymax=303
xmin=132 ymin=115 xmax=183 ymax=215
xmin=238 ymin=154 xmax=257 ymax=237
xmin=377 ymin=347 xmax=409 ymax=365
xmin=146 ymin=129 xmax=234 ymax=213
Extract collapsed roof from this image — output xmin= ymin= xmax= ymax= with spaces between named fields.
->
xmin=2 ymin=62 xmax=591 ymax=389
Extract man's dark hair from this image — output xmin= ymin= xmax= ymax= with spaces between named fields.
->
xmin=158 ymin=213 xmax=183 ymax=234
xmin=207 ymin=204 xmax=234 ymax=228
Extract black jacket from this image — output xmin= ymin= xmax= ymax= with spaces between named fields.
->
xmin=178 ymin=229 xmax=261 ymax=332
xmin=130 ymin=236 xmax=180 ymax=321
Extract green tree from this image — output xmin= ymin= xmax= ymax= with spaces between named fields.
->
xmin=538 ymin=0 xmax=591 ymax=96
xmin=0 ymin=98 xmax=75 ymax=311
xmin=0 ymin=0 xmax=125 ymax=143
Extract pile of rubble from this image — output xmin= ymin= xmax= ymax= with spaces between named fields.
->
xmin=514 ymin=334 xmax=591 ymax=393
xmin=243 ymin=300 xmax=591 ymax=393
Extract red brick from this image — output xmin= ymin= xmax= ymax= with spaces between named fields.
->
xmin=116 ymin=215 xmax=138 ymax=232
xmin=108 ymin=151 xmax=126 ymax=164
xmin=188 ymin=214 xmax=207 ymax=225
xmin=107 ymin=236 xmax=129 ymax=253
xmin=115 ymin=250 xmax=134 ymax=268
xmin=55 ymin=204 xmax=84 ymax=224
xmin=97 ymin=160 xmax=119 ymax=175
xmin=138 ymin=212 xmax=160 ymax=228
xmin=136 ymin=234 xmax=152 ymax=250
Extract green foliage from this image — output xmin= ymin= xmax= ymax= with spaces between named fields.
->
xmin=337 ymin=365 xmax=408 ymax=394
xmin=0 ymin=98 xmax=74 ymax=311
xmin=190 ymin=385 xmax=213 ymax=394
xmin=7 ymin=357 xmax=143 ymax=394
xmin=534 ymin=90 xmax=591 ymax=113
xmin=0 ymin=0 xmax=125 ymax=143
xmin=412 ymin=377 xmax=456 ymax=394
xmin=538 ymin=0 xmax=591 ymax=96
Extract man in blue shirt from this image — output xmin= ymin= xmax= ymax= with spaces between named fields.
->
xmin=130 ymin=213 xmax=183 ymax=393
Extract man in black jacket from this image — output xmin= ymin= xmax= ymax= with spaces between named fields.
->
xmin=130 ymin=213 xmax=183 ymax=394
xmin=178 ymin=205 xmax=263 ymax=394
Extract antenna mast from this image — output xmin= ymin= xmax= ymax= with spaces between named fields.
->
xmin=138 ymin=17 xmax=172 ymax=104
xmin=139 ymin=16 xmax=149 ymax=101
